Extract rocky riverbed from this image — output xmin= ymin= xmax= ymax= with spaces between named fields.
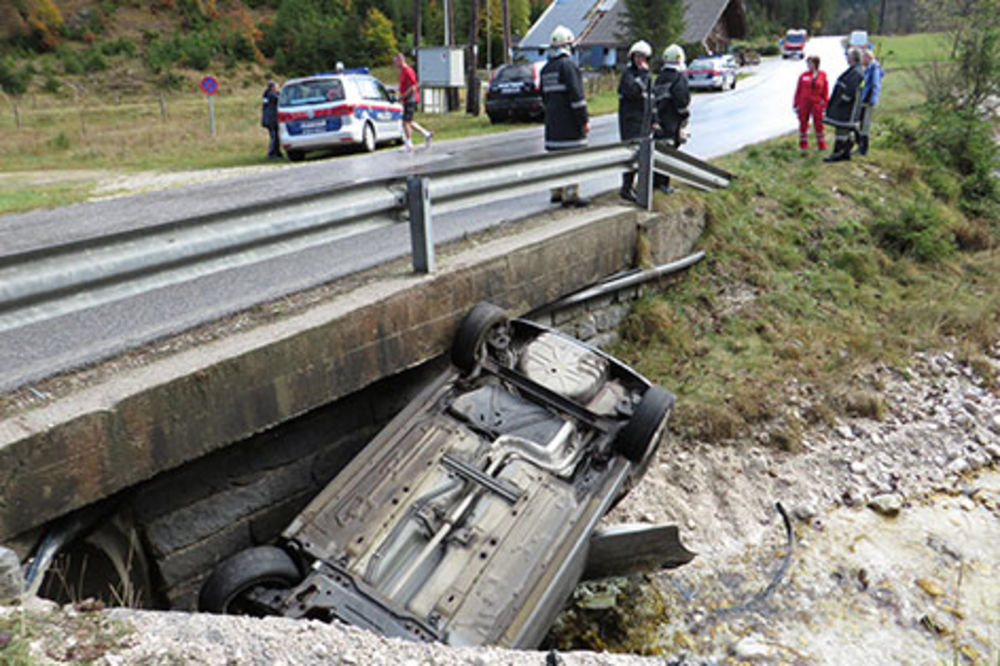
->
xmin=2 ymin=346 xmax=998 ymax=665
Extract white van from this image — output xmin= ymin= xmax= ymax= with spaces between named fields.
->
xmin=845 ymin=30 xmax=870 ymax=56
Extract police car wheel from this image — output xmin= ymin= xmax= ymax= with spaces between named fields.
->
xmin=362 ymin=123 xmax=376 ymax=152
xmin=287 ymin=150 xmax=304 ymax=162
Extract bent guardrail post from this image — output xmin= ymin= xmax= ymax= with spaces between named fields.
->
xmin=407 ymin=175 xmax=434 ymax=273
xmin=636 ymin=138 xmax=654 ymax=211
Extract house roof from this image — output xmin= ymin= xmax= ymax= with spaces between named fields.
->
xmin=519 ymin=0 xmax=605 ymax=50
xmin=528 ymin=0 xmax=741 ymax=50
xmin=679 ymin=0 xmax=736 ymax=44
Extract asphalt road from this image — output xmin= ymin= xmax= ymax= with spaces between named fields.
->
xmin=0 ymin=38 xmax=845 ymax=392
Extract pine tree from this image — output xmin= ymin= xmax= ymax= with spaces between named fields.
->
xmin=619 ymin=0 xmax=685 ymax=59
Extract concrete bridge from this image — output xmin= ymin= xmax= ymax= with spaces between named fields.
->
xmin=0 ymin=197 xmax=706 ymax=609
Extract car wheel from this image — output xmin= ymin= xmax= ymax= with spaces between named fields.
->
xmin=452 ymin=302 xmax=509 ymax=374
xmin=614 ymin=385 xmax=674 ymax=463
xmin=198 ymin=546 xmax=301 ymax=615
xmin=286 ymin=150 xmax=304 ymax=162
xmin=731 ymin=75 xmax=737 ymax=90
xmin=488 ymin=113 xmax=499 ymax=125
xmin=362 ymin=122 xmax=376 ymax=152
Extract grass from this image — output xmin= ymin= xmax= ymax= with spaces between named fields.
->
xmin=0 ymin=179 xmax=98 ymax=216
xmin=609 ymin=128 xmax=999 ymax=446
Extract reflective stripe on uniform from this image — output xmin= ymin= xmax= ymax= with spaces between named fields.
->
xmin=571 ymin=100 xmax=587 ymax=108
xmin=544 ymin=83 xmax=567 ymax=92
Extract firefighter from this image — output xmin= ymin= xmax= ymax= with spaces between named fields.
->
xmin=823 ymin=48 xmax=864 ymax=162
xmin=651 ymin=43 xmax=690 ymax=194
xmin=541 ymin=25 xmax=590 ymax=207
xmin=618 ymin=40 xmax=653 ymax=202
xmin=793 ymin=55 xmax=828 ymax=152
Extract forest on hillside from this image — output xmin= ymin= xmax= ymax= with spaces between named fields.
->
xmin=0 ymin=0 xmax=925 ymax=96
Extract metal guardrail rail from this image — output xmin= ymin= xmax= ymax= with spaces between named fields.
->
xmin=0 ymin=141 xmax=731 ymax=335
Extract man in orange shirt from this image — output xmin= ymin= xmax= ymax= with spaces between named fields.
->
xmin=393 ymin=53 xmax=434 ymax=152
xmin=793 ymin=55 xmax=828 ymax=152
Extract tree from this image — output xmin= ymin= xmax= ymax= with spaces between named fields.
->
xmin=619 ymin=0 xmax=685 ymax=59
xmin=917 ymin=0 xmax=1000 ymax=111
xmin=271 ymin=0 xmax=346 ymax=74
xmin=362 ymin=7 xmax=399 ymax=64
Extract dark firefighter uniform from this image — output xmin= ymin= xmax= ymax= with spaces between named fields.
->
xmin=651 ymin=65 xmax=690 ymax=191
xmin=617 ymin=61 xmax=652 ymax=198
xmin=541 ymin=48 xmax=589 ymax=204
xmin=823 ymin=59 xmax=864 ymax=161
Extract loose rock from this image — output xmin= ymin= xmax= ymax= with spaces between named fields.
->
xmin=868 ymin=493 xmax=902 ymax=516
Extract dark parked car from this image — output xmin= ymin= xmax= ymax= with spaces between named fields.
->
xmin=199 ymin=302 xmax=691 ymax=648
xmin=485 ymin=62 xmax=544 ymax=124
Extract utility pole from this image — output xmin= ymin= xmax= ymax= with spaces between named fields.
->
xmin=413 ymin=0 xmax=421 ymax=67
xmin=877 ymin=0 xmax=887 ymax=34
xmin=501 ymin=0 xmax=511 ymax=63
xmin=444 ymin=0 xmax=452 ymax=45
xmin=486 ymin=0 xmax=492 ymax=74
xmin=466 ymin=0 xmax=480 ymax=114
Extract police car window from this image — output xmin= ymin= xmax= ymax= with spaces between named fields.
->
xmin=279 ymin=79 xmax=344 ymax=106
xmin=357 ymin=79 xmax=383 ymax=101
xmin=374 ymin=81 xmax=392 ymax=101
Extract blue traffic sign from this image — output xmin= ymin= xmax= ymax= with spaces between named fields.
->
xmin=200 ymin=75 xmax=218 ymax=96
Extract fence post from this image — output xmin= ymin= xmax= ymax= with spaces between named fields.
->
xmin=407 ymin=176 xmax=435 ymax=273
xmin=636 ymin=137 xmax=654 ymax=211
xmin=158 ymin=92 xmax=167 ymax=121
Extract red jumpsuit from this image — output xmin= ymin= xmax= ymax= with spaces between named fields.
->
xmin=794 ymin=70 xmax=828 ymax=150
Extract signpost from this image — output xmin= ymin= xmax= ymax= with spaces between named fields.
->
xmin=200 ymin=75 xmax=218 ymax=138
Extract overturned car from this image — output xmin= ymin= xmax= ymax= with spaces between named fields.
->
xmin=199 ymin=302 xmax=692 ymax=647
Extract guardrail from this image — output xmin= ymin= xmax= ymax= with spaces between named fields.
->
xmin=0 ymin=140 xmax=731 ymax=335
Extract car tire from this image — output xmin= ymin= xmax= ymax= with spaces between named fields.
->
xmin=488 ymin=113 xmax=499 ymax=125
xmin=451 ymin=302 xmax=509 ymax=374
xmin=731 ymin=75 xmax=737 ymax=90
xmin=614 ymin=385 xmax=674 ymax=463
xmin=198 ymin=546 xmax=301 ymax=615
xmin=287 ymin=150 xmax=304 ymax=162
xmin=362 ymin=122 xmax=376 ymax=153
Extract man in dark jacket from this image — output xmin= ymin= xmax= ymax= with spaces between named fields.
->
xmin=823 ymin=49 xmax=864 ymax=162
xmin=652 ymin=43 xmax=690 ymax=193
xmin=541 ymin=25 xmax=590 ymax=207
xmin=261 ymin=80 xmax=280 ymax=160
xmin=618 ymin=40 xmax=653 ymax=201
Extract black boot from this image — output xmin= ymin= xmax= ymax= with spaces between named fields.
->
xmin=619 ymin=172 xmax=637 ymax=202
xmin=823 ymin=139 xmax=850 ymax=163
xmin=857 ymin=135 xmax=869 ymax=156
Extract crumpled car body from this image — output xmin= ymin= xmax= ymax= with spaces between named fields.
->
xmin=199 ymin=303 xmax=686 ymax=648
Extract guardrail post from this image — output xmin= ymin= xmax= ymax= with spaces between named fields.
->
xmin=636 ymin=138 xmax=654 ymax=211
xmin=407 ymin=175 xmax=435 ymax=273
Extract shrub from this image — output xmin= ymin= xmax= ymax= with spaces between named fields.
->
xmin=47 ymin=131 xmax=71 ymax=150
xmin=81 ymin=47 xmax=109 ymax=72
xmin=178 ymin=31 xmax=215 ymax=70
xmin=98 ymin=37 xmax=137 ymax=57
xmin=41 ymin=74 xmax=61 ymax=92
xmin=0 ymin=56 xmax=31 ymax=94
xmin=871 ymin=199 xmax=955 ymax=262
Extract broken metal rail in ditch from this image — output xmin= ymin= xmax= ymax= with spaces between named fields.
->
xmin=0 ymin=140 xmax=732 ymax=335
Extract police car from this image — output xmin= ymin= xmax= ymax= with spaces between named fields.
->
xmin=278 ymin=70 xmax=404 ymax=161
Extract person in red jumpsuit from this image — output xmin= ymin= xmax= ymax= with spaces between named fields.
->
xmin=793 ymin=55 xmax=828 ymax=152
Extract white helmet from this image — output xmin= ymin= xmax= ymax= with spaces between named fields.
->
xmin=628 ymin=40 xmax=652 ymax=59
xmin=550 ymin=25 xmax=575 ymax=47
xmin=662 ymin=43 xmax=685 ymax=66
